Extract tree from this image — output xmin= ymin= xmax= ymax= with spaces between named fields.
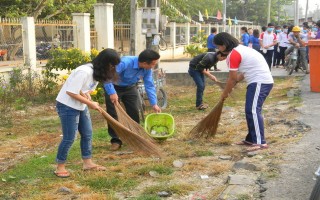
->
xmin=1 ymin=0 xmax=96 ymax=20
xmin=226 ymin=0 xmax=295 ymax=25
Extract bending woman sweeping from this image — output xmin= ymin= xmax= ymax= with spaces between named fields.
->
xmin=213 ymin=32 xmax=274 ymax=152
xmin=54 ymin=49 xmax=120 ymax=177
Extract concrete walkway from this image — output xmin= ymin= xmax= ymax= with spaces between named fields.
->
xmin=160 ymin=58 xmax=305 ymax=77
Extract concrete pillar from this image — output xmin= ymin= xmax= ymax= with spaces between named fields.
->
xmin=135 ymin=9 xmax=146 ymax=55
xmin=170 ymin=22 xmax=176 ymax=59
xmin=72 ymin=13 xmax=91 ymax=53
xmin=21 ymin=17 xmax=36 ymax=70
xmin=94 ymin=3 xmax=114 ymax=50
xmin=186 ymin=22 xmax=190 ymax=45
xmin=197 ymin=24 xmax=202 ymax=34
xmin=207 ymin=24 xmax=211 ymax=36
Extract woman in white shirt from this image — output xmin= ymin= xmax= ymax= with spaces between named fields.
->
xmin=214 ymin=32 xmax=273 ymax=152
xmin=278 ymin=25 xmax=289 ymax=66
xmin=54 ymin=48 xmax=120 ymax=177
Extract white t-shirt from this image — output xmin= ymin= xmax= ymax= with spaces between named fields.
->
xmin=226 ymin=45 xmax=274 ymax=85
xmin=278 ymin=32 xmax=289 ymax=47
xmin=56 ymin=64 xmax=98 ymax=111
xmin=259 ymin=32 xmax=277 ymax=50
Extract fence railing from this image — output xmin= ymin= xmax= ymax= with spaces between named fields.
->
xmin=114 ymin=22 xmax=130 ymax=54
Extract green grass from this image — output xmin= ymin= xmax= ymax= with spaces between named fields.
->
xmin=136 ymin=164 xmax=174 ymax=176
xmin=85 ymin=176 xmax=138 ymax=192
xmin=30 ymin=117 xmax=61 ymax=133
xmin=195 ymin=150 xmax=214 ymax=157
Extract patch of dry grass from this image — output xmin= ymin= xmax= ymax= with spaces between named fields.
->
xmin=0 ymin=77 xmax=305 ymax=199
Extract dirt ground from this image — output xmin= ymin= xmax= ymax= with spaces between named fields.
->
xmin=0 ymin=77 xmax=310 ymax=200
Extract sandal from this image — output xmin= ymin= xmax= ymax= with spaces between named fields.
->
xmin=54 ymin=170 xmax=70 ymax=178
xmin=83 ymin=165 xmax=106 ymax=171
xmin=233 ymin=140 xmax=253 ymax=146
xmin=197 ymin=104 xmax=208 ymax=110
xmin=245 ymin=144 xmax=269 ymax=152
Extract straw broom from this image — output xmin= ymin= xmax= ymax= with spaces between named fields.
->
xmin=80 ymin=92 xmax=162 ymax=157
xmin=189 ymin=99 xmax=224 ymax=138
xmin=97 ymin=107 xmax=163 ymax=157
xmin=114 ymin=103 xmax=154 ymax=141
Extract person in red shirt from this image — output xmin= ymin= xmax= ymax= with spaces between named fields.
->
xmin=213 ymin=32 xmax=274 ymax=152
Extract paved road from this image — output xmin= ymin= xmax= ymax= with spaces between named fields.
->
xmin=264 ymin=75 xmax=320 ymax=200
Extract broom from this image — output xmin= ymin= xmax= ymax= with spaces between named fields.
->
xmin=80 ymin=92 xmax=162 ymax=157
xmin=189 ymin=99 xmax=225 ymax=138
xmin=97 ymin=107 xmax=163 ymax=157
xmin=214 ymin=80 xmax=226 ymax=90
xmin=114 ymin=103 xmax=154 ymax=141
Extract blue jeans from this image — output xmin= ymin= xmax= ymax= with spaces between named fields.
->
xmin=56 ymin=101 xmax=93 ymax=164
xmin=188 ymin=67 xmax=205 ymax=107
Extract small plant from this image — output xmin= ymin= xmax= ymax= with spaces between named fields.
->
xmin=90 ymin=85 xmax=105 ymax=104
xmin=184 ymin=30 xmax=208 ymax=57
xmin=14 ymin=97 xmax=27 ymax=110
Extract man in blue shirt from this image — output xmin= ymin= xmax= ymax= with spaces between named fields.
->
xmin=207 ymin=27 xmax=220 ymax=71
xmin=103 ymin=49 xmax=161 ymax=150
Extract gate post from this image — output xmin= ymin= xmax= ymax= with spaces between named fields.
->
xmin=21 ymin=17 xmax=36 ymax=70
xmin=94 ymin=3 xmax=114 ymax=50
xmin=72 ymin=13 xmax=91 ymax=53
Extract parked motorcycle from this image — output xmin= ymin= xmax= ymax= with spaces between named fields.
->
xmin=36 ymin=42 xmax=52 ymax=60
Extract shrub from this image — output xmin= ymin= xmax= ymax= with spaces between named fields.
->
xmin=184 ymin=30 xmax=208 ymax=57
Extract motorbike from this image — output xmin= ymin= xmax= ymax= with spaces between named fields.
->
xmin=36 ymin=42 xmax=52 ymax=60
xmin=285 ymin=47 xmax=308 ymax=75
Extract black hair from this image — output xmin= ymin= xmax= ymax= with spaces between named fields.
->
xmin=303 ymin=24 xmax=310 ymax=29
xmin=241 ymin=27 xmax=248 ymax=33
xmin=213 ymin=32 xmax=239 ymax=52
xmin=268 ymin=22 xmax=275 ymax=27
xmin=211 ymin=27 xmax=217 ymax=33
xmin=92 ymin=48 xmax=120 ymax=82
xmin=283 ymin=24 xmax=288 ymax=28
xmin=216 ymin=51 xmax=228 ymax=57
xmin=316 ymin=20 xmax=320 ymax=27
xmin=253 ymin=29 xmax=260 ymax=38
xmin=262 ymin=26 xmax=267 ymax=32
xmin=287 ymin=25 xmax=294 ymax=36
xmin=275 ymin=25 xmax=281 ymax=29
xmin=138 ymin=49 xmax=160 ymax=64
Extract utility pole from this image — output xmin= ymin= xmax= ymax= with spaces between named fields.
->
xmin=267 ymin=0 xmax=271 ymax=24
xmin=223 ymin=0 xmax=226 ymax=31
xmin=277 ymin=0 xmax=280 ymax=24
xmin=130 ymin=0 xmax=137 ymax=55
xmin=304 ymin=0 xmax=309 ymax=23
xmin=294 ymin=0 xmax=299 ymax=25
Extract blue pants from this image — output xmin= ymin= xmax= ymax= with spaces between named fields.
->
xmin=245 ymin=83 xmax=273 ymax=145
xmin=55 ymin=101 xmax=93 ymax=163
xmin=188 ymin=67 xmax=205 ymax=107
xmin=262 ymin=50 xmax=274 ymax=70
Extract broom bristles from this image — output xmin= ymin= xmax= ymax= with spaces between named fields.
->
xmin=215 ymin=80 xmax=226 ymax=90
xmin=189 ymin=99 xmax=224 ymax=138
xmin=98 ymin=107 xmax=163 ymax=157
xmin=114 ymin=103 xmax=154 ymax=142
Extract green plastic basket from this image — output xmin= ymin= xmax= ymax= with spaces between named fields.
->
xmin=144 ymin=113 xmax=175 ymax=140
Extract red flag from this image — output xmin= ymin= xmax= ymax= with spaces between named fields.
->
xmin=217 ymin=10 xmax=222 ymax=20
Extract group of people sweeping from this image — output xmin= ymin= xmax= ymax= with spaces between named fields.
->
xmin=54 ymin=32 xmax=273 ymax=178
